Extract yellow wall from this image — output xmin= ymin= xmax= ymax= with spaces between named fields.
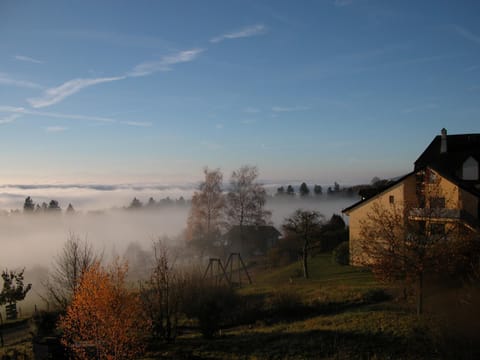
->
xmin=425 ymin=169 xmax=459 ymax=209
xmin=346 ymin=173 xmax=415 ymax=266
xmin=344 ymin=168 xmax=478 ymax=266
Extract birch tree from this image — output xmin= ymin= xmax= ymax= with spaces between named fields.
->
xmin=224 ymin=165 xmax=271 ymax=254
xmin=186 ymin=168 xmax=225 ymax=253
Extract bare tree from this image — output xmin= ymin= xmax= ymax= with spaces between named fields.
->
xmin=359 ymin=178 xmax=479 ymax=315
xmin=43 ymin=233 xmax=99 ymax=310
xmin=186 ymin=168 xmax=225 ymax=254
xmin=283 ymin=209 xmax=324 ymax=279
xmin=225 ymin=165 xmax=271 ymax=254
xmin=141 ymin=239 xmax=184 ymax=342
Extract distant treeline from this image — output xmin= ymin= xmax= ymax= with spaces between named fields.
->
xmin=273 ymin=181 xmax=355 ymax=198
xmin=21 ymin=196 xmax=75 ymax=214
xmin=11 ymin=177 xmax=390 ymax=215
xmin=127 ymin=196 xmax=190 ymax=210
xmin=9 ymin=195 xmax=191 ymax=215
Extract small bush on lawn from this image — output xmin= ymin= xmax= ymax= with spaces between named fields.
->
xmin=361 ymin=288 xmax=391 ymax=303
xmin=333 ymin=241 xmax=349 ymax=266
xmin=182 ymin=278 xmax=240 ymax=339
xmin=267 ymin=289 xmax=308 ymax=318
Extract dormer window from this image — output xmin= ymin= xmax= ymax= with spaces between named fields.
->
xmin=462 ymin=156 xmax=479 ymax=180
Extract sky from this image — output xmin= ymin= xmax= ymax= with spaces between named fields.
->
xmin=1 ymin=0 xmax=480 ymax=186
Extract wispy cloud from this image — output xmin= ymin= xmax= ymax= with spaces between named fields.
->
xmin=0 ymin=72 xmax=43 ymax=89
xmin=24 ymin=48 xmax=202 ymax=108
xmin=210 ymin=24 xmax=267 ymax=43
xmin=27 ymin=76 xmax=125 ymax=108
xmin=0 ymin=113 xmax=21 ymax=125
xmin=244 ymin=107 xmax=261 ymax=113
xmin=272 ymin=106 xmax=310 ymax=112
xmin=453 ymin=25 xmax=480 ymax=45
xmin=215 ymin=123 xmax=224 ymax=129
xmin=241 ymin=119 xmax=256 ymax=124
xmin=0 ymin=105 xmax=116 ymax=123
xmin=120 ymin=121 xmax=152 ymax=127
xmin=334 ymin=0 xmax=354 ymax=6
xmin=45 ymin=126 xmax=67 ymax=133
xmin=129 ymin=48 xmax=204 ymax=77
xmin=14 ymin=55 xmax=43 ymax=64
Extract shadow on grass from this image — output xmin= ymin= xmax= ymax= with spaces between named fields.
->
xmin=147 ymin=327 xmax=436 ymax=360
xmin=228 ymin=288 xmax=392 ymax=328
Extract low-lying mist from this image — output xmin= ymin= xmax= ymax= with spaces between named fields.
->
xmin=0 ymin=184 xmax=359 ymax=314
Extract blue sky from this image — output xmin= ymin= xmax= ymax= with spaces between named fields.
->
xmin=1 ymin=0 xmax=479 ymax=185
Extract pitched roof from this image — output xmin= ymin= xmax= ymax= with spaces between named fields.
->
xmin=343 ymin=130 xmax=480 ymax=216
xmin=342 ymin=172 xmax=415 ymax=214
xmin=415 ymin=133 xmax=480 ymax=174
xmin=223 ymin=225 xmax=281 ymax=239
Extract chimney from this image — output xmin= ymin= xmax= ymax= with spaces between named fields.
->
xmin=440 ymin=128 xmax=447 ymax=153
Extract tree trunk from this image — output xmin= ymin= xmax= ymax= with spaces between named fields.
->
xmin=416 ymin=272 xmax=423 ymax=316
xmin=0 ymin=312 xmax=4 ymax=347
xmin=303 ymin=243 xmax=309 ymax=279
xmin=239 ymin=219 xmax=244 ymax=257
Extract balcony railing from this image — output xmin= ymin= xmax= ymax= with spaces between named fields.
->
xmin=409 ymin=208 xmax=479 ymax=228
xmin=409 ymin=208 xmax=462 ymax=219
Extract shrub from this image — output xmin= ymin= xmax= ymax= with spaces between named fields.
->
xmin=333 ymin=241 xmax=349 ymax=266
xmin=267 ymin=289 xmax=309 ymax=319
xmin=268 ymin=289 xmax=301 ymax=311
xmin=361 ymin=288 xmax=391 ymax=303
xmin=182 ymin=277 xmax=240 ymax=339
xmin=59 ymin=260 xmax=149 ymax=360
xmin=319 ymin=229 xmax=348 ymax=253
xmin=30 ymin=311 xmax=61 ymax=338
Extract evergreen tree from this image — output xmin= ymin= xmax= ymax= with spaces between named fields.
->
xmin=334 ymin=181 xmax=340 ymax=192
xmin=48 ymin=200 xmax=61 ymax=212
xmin=147 ymin=197 xmax=156 ymax=208
xmin=129 ymin=197 xmax=143 ymax=209
xmin=23 ymin=196 xmax=35 ymax=213
xmin=299 ymin=182 xmax=310 ymax=196
xmin=66 ymin=203 xmax=75 ymax=214
xmin=286 ymin=185 xmax=295 ymax=196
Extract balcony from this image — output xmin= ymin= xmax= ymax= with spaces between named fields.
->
xmin=409 ymin=208 xmax=461 ymax=220
xmin=409 ymin=208 xmax=479 ymax=229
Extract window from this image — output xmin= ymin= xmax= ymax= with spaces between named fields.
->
xmin=430 ymin=197 xmax=445 ymax=208
xmin=462 ymin=156 xmax=479 ymax=180
xmin=389 ymin=195 xmax=394 ymax=204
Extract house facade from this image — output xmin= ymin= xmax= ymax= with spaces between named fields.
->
xmin=343 ymin=129 xmax=480 ymax=266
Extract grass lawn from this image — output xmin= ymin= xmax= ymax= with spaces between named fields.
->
xmin=145 ymin=255 xmax=469 ymax=359
xmin=243 ymin=254 xmax=378 ymax=301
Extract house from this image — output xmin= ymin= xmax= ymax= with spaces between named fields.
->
xmin=342 ymin=128 xmax=480 ymax=266
xmin=222 ymin=225 xmax=281 ymax=258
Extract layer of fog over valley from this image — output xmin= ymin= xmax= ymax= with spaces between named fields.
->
xmin=0 ymin=181 xmax=358 ymax=312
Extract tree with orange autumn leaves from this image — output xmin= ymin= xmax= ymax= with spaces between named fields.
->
xmin=59 ymin=260 xmax=150 ymax=360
